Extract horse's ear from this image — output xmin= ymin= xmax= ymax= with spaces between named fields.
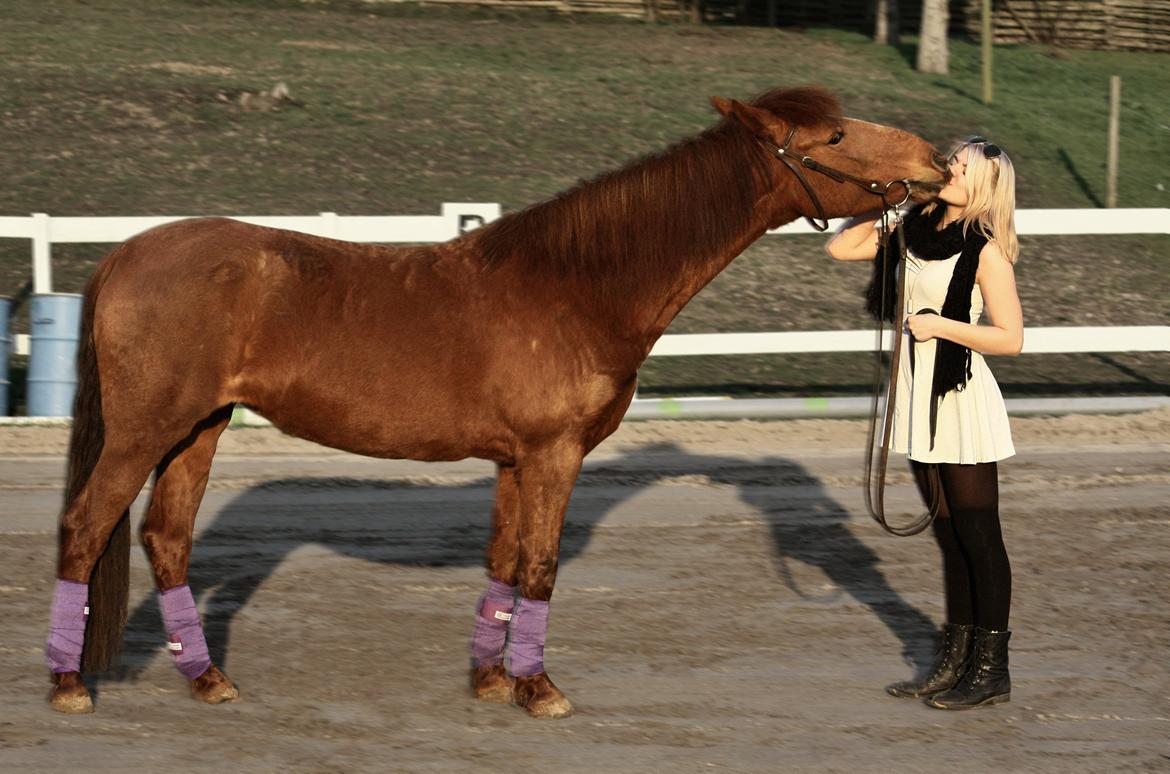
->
xmin=711 ymin=97 xmax=778 ymax=138
xmin=710 ymin=96 xmax=735 ymax=117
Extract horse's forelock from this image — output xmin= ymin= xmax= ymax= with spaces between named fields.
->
xmin=750 ymin=87 xmax=842 ymax=127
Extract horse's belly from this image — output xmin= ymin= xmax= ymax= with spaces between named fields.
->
xmin=235 ymin=358 xmax=511 ymax=462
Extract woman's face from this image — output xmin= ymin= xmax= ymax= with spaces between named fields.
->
xmin=938 ymin=148 xmax=971 ymax=207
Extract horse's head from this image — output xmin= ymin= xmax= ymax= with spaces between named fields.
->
xmin=712 ymin=87 xmax=947 ymax=229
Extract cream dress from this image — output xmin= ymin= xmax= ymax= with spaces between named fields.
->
xmin=887 ymin=249 xmax=1015 ymax=464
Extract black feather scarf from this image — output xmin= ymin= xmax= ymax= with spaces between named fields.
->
xmin=864 ymin=204 xmax=987 ymax=447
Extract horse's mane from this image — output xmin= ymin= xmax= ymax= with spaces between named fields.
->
xmin=473 ymin=87 xmax=841 ymax=280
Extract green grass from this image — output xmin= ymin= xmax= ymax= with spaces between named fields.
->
xmin=0 ymin=0 xmax=1167 ymax=402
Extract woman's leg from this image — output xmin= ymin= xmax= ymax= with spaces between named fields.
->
xmin=910 ymin=461 xmax=976 ymax=626
xmin=886 ymin=461 xmax=977 ymax=699
xmin=936 ymin=462 xmax=1011 ymax=631
xmin=927 ymin=461 xmax=1012 ymax=709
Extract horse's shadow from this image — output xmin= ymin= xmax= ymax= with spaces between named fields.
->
xmin=112 ymin=442 xmax=938 ymax=681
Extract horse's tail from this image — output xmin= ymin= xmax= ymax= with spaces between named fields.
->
xmin=63 ymin=249 xmax=128 ymax=673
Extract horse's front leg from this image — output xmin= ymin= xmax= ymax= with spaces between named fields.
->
xmin=469 ymin=463 xmax=521 ymax=704
xmin=508 ymin=439 xmax=583 ymax=718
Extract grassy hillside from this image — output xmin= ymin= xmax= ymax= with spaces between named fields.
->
xmin=1 ymin=0 xmax=1166 ymax=404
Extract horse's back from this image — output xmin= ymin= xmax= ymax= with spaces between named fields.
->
xmin=89 ymin=217 xmax=632 ymax=462
xmin=90 ymin=218 xmax=502 ymax=453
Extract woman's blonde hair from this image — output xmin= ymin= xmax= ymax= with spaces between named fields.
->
xmin=947 ymin=139 xmax=1019 ymax=263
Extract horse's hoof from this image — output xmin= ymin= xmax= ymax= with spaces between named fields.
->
xmin=512 ymin=673 xmax=573 ymax=719
xmin=471 ymin=664 xmax=513 ymax=704
xmin=49 ymin=671 xmax=95 ymax=714
xmin=190 ymin=665 xmax=239 ymax=704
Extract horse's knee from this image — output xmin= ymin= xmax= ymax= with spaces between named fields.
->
xmin=485 ymin=542 xmax=519 ymax=583
xmin=517 ymin=556 xmax=558 ymax=601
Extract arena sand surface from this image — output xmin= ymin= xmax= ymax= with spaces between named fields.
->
xmin=1 ymin=412 xmax=1168 ymax=772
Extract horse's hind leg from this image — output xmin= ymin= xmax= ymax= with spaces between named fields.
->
xmin=139 ymin=407 xmax=238 ymax=704
xmin=49 ymin=434 xmax=188 ymax=713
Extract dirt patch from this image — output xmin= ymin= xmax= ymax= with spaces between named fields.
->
xmin=3 ymin=408 xmax=1168 ymax=458
xmin=143 ymin=61 xmax=236 ymax=76
xmin=0 ymin=415 xmax=1167 ymax=770
xmin=278 ymin=39 xmax=370 ymax=52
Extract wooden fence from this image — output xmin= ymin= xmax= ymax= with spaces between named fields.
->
xmin=383 ymin=0 xmax=1170 ymax=52
xmin=954 ymin=0 xmax=1170 ymax=51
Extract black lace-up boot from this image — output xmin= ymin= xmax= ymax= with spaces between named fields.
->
xmin=886 ymin=623 xmax=975 ymax=698
xmin=926 ymin=628 xmax=1011 ymax=709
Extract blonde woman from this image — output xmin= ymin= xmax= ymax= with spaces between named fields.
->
xmin=826 ymin=137 xmax=1022 ymax=710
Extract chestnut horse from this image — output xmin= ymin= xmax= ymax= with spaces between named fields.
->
xmin=46 ymin=86 xmax=946 ymax=717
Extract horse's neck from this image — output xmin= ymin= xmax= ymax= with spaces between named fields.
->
xmin=472 ymin=126 xmax=800 ymax=356
xmin=629 ymin=212 xmax=775 ymax=349
xmin=570 ymin=142 xmax=787 ymax=351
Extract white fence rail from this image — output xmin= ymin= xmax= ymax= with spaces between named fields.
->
xmin=2 ymin=207 xmax=1167 ymax=418
xmin=0 ymin=203 xmax=503 ymax=295
xmin=649 ymin=326 xmax=1170 ymax=357
xmin=2 ymin=206 xmax=1167 ymax=295
xmin=768 ymin=207 xmax=1170 ymax=236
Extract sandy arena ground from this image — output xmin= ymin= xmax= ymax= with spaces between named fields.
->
xmin=1 ymin=412 xmax=1168 ymax=772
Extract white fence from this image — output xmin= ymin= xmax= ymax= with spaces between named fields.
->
xmin=0 ymin=203 xmax=504 ymax=296
xmin=1 ymin=206 xmax=1168 ymax=418
xmin=2 ymin=205 xmax=1167 ymax=296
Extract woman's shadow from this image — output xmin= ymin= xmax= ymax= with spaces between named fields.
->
xmin=112 ymin=442 xmax=938 ymax=680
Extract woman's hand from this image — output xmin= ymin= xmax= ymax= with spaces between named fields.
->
xmin=906 ymin=313 xmax=947 ymax=342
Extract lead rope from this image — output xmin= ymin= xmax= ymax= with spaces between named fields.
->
xmin=863 ymin=210 xmax=943 ymax=537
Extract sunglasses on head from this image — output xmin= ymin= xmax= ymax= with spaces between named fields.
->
xmin=966 ymin=135 xmax=1002 ymax=159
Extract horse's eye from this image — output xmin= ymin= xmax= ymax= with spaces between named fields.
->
xmin=828 ymin=131 xmax=844 ymax=146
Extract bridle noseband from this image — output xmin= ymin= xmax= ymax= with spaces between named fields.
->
xmin=759 ymin=126 xmax=913 ymax=231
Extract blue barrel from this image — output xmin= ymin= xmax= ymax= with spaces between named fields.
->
xmin=27 ymin=293 xmax=84 ymax=417
xmin=0 ymin=297 xmax=10 ymax=415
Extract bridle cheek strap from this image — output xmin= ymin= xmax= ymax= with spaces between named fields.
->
xmin=758 ymin=126 xmax=913 ymax=231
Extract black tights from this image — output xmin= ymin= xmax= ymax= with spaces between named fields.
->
xmin=911 ymin=461 xmax=1012 ymax=631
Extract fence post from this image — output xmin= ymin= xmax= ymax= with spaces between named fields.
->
xmin=981 ymin=0 xmax=993 ymax=105
xmin=32 ymin=213 xmax=52 ymax=294
xmin=1106 ymin=76 xmax=1121 ymax=209
xmin=319 ymin=211 xmax=340 ymax=238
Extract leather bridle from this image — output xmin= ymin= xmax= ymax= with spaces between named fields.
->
xmin=861 ymin=215 xmax=943 ymax=537
xmin=758 ymin=125 xmax=914 ymax=231
xmin=761 ymin=124 xmax=943 ymax=536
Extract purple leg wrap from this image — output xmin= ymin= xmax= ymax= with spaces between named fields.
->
xmin=159 ymin=584 xmax=212 ymax=680
xmin=507 ymin=597 xmax=549 ymax=677
xmin=46 ymin=580 xmax=89 ymax=673
xmin=470 ymin=578 xmax=516 ymax=667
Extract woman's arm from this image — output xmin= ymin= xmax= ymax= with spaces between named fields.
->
xmin=905 ymin=242 xmax=1024 ymax=356
xmin=824 ymin=212 xmax=883 ymax=261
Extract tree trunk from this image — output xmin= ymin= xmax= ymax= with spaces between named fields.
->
xmin=917 ymin=0 xmax=949 ymax=74
xmin=874 ymin=0 xmax=900 ymax=46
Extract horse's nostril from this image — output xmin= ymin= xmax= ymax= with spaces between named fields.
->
xmin=931 ymin=152 xmax=948 ymax=172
